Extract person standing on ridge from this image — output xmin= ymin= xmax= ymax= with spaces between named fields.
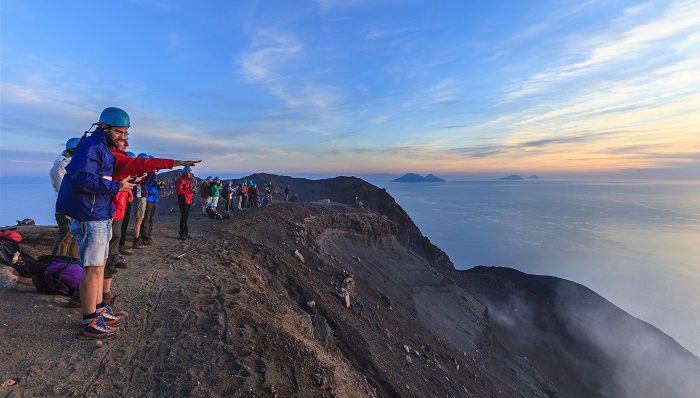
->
xmin=176 ymin=166 xmax=195 ymax=240
xmin=210 ymin=176 xmax=222 ymax=211
xmin=140 ymin=178 xmax=165 ymax=246
xmin=221 ymin=180 xmax=232 ymax=213
xmin=50 ymin=137 xmax=80 ymax=258
xmin=56 ymin=107 xmax=135 ymax=340
xmin=131 ymin=153 xmax=154 ymax=249
xmin=200 ymin=176 xmax=212 ymax=215
xmin=118 ymin=151 xmax=136 ymax=255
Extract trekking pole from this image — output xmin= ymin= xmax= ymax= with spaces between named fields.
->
xmin=175 ymin=248 xmax=195 ymax=259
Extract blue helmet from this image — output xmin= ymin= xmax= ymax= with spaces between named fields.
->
xmin=214 ymin=176 xmax=220 ymax=180
xmin=183 ymin=166 xmax=192 ymax=173
xmin=126 ymin=151 xmax=136 ymax=157
xmin=206 ymin=176 xmax=212 ymax=180
xmin=65 ymin=137 xmax=80 ymax=150
xmin=137 ymin=153 xmax=149 ymax=158
xmin=99 ymin=107 xmax=130 ymax=127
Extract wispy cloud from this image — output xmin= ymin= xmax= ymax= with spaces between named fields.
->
xmin=237 ymin=30 xmax=302 ymax=84
xmin=505 ymin=0 xmax=700 ymax=100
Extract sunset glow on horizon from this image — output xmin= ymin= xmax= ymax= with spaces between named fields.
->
xmin=1 ymin=0 xmax=698 ymax=179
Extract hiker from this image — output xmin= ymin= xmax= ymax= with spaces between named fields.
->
xmin=210 ymin=177 xmax=222 ymax=211
xmin=248 ymin=183 xmax=258 ymax=208
xmin=221 ymin=180 xmax=232 ymax=213
xmin=265 ymin=182 xmax=273 ymax=203
xmin=140 ymin=178 xmax=165 ymax=246
xmin=56 ymin=107 xmax=135 ymax=340
xmin=284 ymin=185 xmax=290 ymax=202
xmin=132 ymin=154 xmax=154 ymax=249
xmin=176 ymin=166 xmax=195 ymax=240
xmin=239 ymin=181 xmax=248 ymax=210
xmin=49 ymin=137 xmax=80 ymax=258
xmin=200 ymin=176 xmax=212 ymax=215
xmin=118 ymin=151 xmax=137 ymax=256
xmin=92 ymin=135 xmax=135 ymax=309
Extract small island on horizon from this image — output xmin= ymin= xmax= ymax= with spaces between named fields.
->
xmin=497 ymin=174 xmax=541 ymax=180
xmin=392 ymin=173 xmax=446 ymax=183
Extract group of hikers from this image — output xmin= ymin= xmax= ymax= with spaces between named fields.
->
xmin=197 ymin=177 xmax=278 ymax=220
xmin=50 ymin=107 xmax=200 ymax=340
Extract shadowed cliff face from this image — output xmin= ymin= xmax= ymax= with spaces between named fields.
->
xmin=453 ymin=267 xmax=700 ymax=398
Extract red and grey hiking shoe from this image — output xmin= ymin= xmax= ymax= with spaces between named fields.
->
xmin=98 ymin=305 xmax=124 ymax=327
xmin=78 ymin=316 xmax=117 ymax=340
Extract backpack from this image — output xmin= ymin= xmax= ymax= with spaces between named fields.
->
xmin=0 ymin=240 xmax=35 ymax=277
xmin=32 ymin=255 xmax=83 ymax=296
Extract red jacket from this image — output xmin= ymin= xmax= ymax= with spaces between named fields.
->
xmin=112 ymin=190 xmax=133 ymax=222
xmin=110 ymin=148 xmax=175 ymax=181
xmin=176 ymin=173 xmax=193 ymax=204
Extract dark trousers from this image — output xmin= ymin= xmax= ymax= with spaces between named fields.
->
xmin=119 ymin=200 xmax=132 ymax=247
xmin=141 ymin=202 xmax=157 ymax=240
xmin=105 ymin=219 xmax=122 ymax=279
xmin=178 ymin=196 xmax=191 ymax=237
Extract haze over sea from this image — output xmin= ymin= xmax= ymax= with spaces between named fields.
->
xmin=1 ymin=176 xmax=698 ymax=356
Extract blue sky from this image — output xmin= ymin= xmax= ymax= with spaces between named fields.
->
xmin=1 ymin=0 xmax=699 ymax=179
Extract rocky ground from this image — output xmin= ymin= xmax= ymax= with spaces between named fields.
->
xmin=1 ymin=175 xmax=698 ymax=398
xmin=0 ymin=200 xmax=557 ymax=397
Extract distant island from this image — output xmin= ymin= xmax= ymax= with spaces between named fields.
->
xmin=498 ymin=174 xmax=524 ymax=180
xmin=392 ymin=173 xmax=446 ymax=183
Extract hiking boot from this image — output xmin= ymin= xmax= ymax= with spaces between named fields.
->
xmin=104 ymin=293 xmax=117 ymax=307
xmin=98 ymin=305 xmax=124 ymax=327
xmin=115 ymin=261 xmax=128 ymax=269
xmin=133 ymin=238 xmax=144 ymax=249
xmin=186 ymin=234 xmax=192 ymax=239
xmin=143 ymin=239 xmax=154 ymax=246
xmin=119 ymin=245 xmax=132 ymax=255
xmin=179 ymin=235 xmax=187 ymax=240
xmin=78 ymin=316 xmax=117 ymax=340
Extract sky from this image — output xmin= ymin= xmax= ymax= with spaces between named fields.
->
xmin=1 ymin=0 xmax=699 ymax=179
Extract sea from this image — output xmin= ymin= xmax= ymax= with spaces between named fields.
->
xmin=1 ymin=176 xmax=699 ymax=357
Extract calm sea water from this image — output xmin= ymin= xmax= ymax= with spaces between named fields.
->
xmin=1 ymin=177 xmax=699 ymax=356
xmin=366 ymin=178 xmax=700 ymax=357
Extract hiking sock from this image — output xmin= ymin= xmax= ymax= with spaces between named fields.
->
xmin=96 ymin=301 xmax=108 ymax=310
xmin=82 ymin=312 xmax=99 ymax=324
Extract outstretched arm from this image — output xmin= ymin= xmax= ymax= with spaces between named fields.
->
xmin=173 ymin=160 xmax=202 ymax=167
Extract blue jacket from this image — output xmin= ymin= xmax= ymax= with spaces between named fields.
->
xmin=56 ymin=130 xmax=120 ymax=221
xmin=146 ymin=182 xmax=160 ymax=203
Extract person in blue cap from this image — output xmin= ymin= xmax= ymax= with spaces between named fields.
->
xmin=56 ymin=107 xmax=135 ymax=339
xmin=49 ymin=137 xmax=81 ymax=258
xmin=210 ymin=176 xmax=222 ymax=211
